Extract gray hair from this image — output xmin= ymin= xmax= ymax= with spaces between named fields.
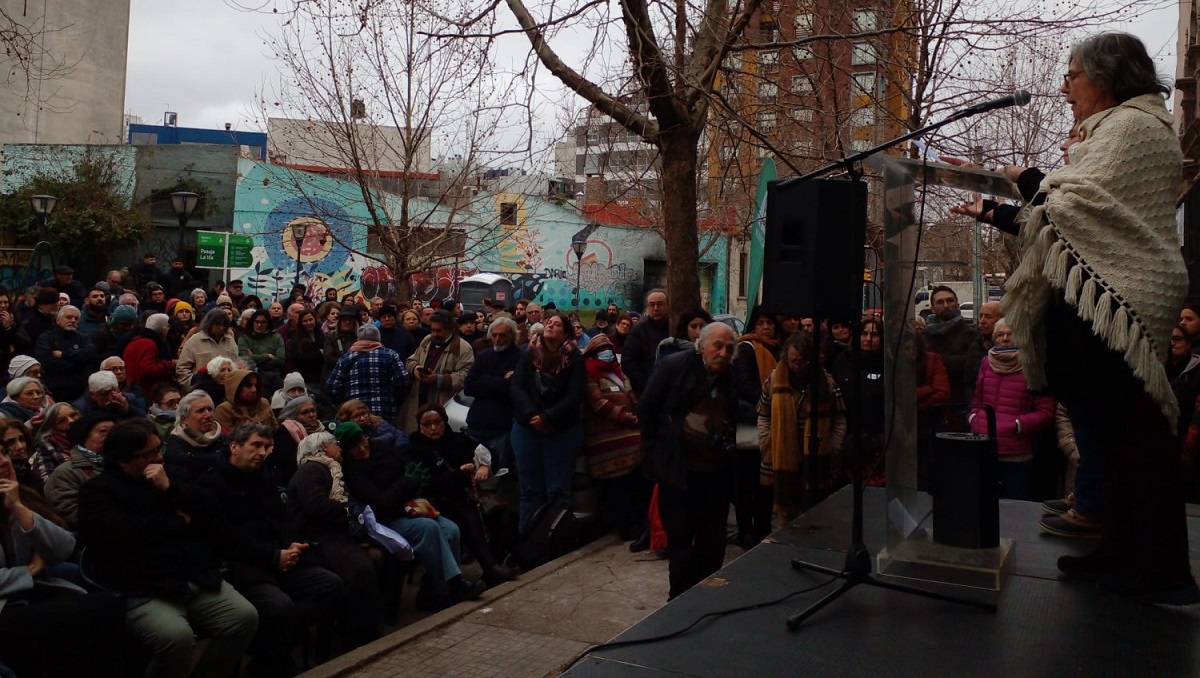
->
xmin=178 ymin=390 xmax=214 ymax=420
xmin=230 ymin=422 xmax=273 ymax=445
xmin=994 ymin=317 xmax=1010 ymax=333
xmin=1069 ymin=32 xmax=1170 ymax=103
xmin=489 ymin=316 xmax=517 ymax=336
xmin=55 ymin=305 xmax=81 ymax=320
xmin=697 ymin=321 xmax=735 ymax=350
xmin=206 ymin=356 xmax=234 ymax=375
xmin=296 ymin=431 xmax=336 ymax=463
xmin=5 ymin=377 xmax=42 ymax=398
xmin=100 ymin=356 xmax=124 ymax=370
xmin=119 ymin=293 xmax=138 ymax=306
xmin=87 ymin=371 xmax=119 ymax=393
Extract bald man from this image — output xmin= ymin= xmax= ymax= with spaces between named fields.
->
xmin=976 ymin=301 xmax=1002 ymax=349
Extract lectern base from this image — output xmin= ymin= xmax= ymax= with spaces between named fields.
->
xmin=878 ymin=535 xmax=1014 ymax=591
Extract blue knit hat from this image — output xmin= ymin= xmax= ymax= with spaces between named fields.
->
xmin=110 ymin=305 xmax=137 ymax=325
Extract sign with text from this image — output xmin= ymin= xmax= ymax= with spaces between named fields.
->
xmin=195 ymin=231 xmax=254 ymax=269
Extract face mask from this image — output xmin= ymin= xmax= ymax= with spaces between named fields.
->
xmin=596 ymin=349 xmax=616 ymax=363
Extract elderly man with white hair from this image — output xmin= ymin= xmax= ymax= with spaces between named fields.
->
xmin=34 ymin=305 xmax=98 ymax=404
xmin=70 ymin=370 xmax=143 ymax=419
xmin=638 ymin=321 xmax=739 ymax=600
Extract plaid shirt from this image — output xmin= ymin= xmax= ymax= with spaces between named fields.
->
xmin=325 ymin=346 xmax=411 ymax=421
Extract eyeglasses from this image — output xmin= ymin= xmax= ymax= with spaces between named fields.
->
xmin=298 ymin=408 xmax=317 ymax=416
xmin=419 ymin=419 xmax=445 ymax=428
xmin=1063 ymin=69 xmax=1084 ymax=85
xmin=160 ymin=397 xmax=181 ymax=408
xmin=131 ymin=442 xmax=165 ymax=460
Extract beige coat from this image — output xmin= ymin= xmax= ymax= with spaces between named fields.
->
xmin=398 ymin=335 xmax=474 ymax=431
xmin=176 ymin=330 xmax=239 ymax=389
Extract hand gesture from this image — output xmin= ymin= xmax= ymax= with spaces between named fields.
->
xmin=0 ymin=478 xmax=21 ymax=511
xmin=27 ymin=550 xmax=45 ymax=577
xmin=107 ymin=391 xmax=129 ymax=412
xmin=473 ymin=465 xmax=491 ymax=485
xmin=529 ymin=414 xmax=549 ymax=434
xmin=418 ymin=368 xmax=437 ymax=385
xmin=938 ymin=155 xmax=980 ymax=170
xmin=949 ymin=193 xmax=988 ymax=221
xmin=144 ymin=463 xmax=170 ymax=492
xmin=278 ymin=542 xmax=308 ymax=571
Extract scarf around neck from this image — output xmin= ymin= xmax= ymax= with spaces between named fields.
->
xmin=172 ymin=420 xmax=222 ymax=448
xmin=987 ymin=346 xmax=1022 ymax=374
xmin=924 ymin=314 xmax=964 ymax=338
xmin=529 ymin=334 xmax=576 ymax=376
xmin=300 ymin=453 xmax=347 ymax=504
xmin=738 ymin=334 xmax=779 ymax=384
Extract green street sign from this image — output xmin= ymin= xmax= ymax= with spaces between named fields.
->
xmin=195 ymin=231 xmax=255 ymax=269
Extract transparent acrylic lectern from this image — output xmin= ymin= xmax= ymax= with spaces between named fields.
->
xmin=866 ymin=155 xmax=1022 ymax=591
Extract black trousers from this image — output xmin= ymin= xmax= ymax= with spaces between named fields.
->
xmin=733 ymin=449 xmax=773 ymax=547
xmin=658 ymin=470 xmax=731 ymax=600
xmin=237 ymin=564 xmax=344 ymax=676
xmin=0 ymin=588 xmax=125 ymax=676
xmin=1044 ymin=296 xmax=1192 ymax=583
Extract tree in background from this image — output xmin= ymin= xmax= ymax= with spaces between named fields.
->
xmin=261 ymin=0 xmax=528 ymax=300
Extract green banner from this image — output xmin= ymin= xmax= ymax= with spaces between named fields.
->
xmin=745 ymin=158 xmax=776 ymax=325
xmin=195 ymin=231 xmax=255 ymax=269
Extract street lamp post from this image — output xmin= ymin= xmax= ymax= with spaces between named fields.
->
xmin=30 ymin=195 xmax=58 ymax=243
xmin=291 ymin=221 xmax=311 ymax=287
xmin=170 ymin=192 xmax=200 ymax=260
xmin=571 ymin=239 xmax=586 ymax=312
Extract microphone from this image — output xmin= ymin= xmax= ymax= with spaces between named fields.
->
xmin=960 ymin=90 xmax=1031 ymax=115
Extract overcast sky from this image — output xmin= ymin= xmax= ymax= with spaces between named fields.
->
xmin=124 ymin=0 xmax=1183 ymax=134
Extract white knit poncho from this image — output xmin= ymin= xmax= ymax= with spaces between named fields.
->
xmin=1002 ymin=93 xmax=1188 ymax=422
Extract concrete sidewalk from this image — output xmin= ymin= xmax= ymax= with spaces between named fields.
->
xmin=303 ymin=534 xmax=679 ymax=677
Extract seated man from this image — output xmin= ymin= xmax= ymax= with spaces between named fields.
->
xmin=70 ymin=370 xmax=145 ymax=420
xmin=199 ymin=423 xmax=343 ymax=676
xmin=78 ymin=419 xmax=259 ymax=677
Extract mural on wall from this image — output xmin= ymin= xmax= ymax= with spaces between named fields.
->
xmin=227 ymin=159 xmax=728 ymax=312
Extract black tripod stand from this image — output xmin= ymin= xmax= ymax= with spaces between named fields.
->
xmin=776 ymin=105 xmax=1010 ymax=631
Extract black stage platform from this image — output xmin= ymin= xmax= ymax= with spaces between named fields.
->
xmin=563 ymin=487 xmax=1200 ymax=676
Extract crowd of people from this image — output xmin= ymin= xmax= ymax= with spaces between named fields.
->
xmin=0 ymin=28 xmax=1196 ymax=675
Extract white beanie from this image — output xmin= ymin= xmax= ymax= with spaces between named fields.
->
xmin=145 ymin=313 xmax=170 ymax=333
xmin=7 ymin=355 xmax=39 ymax=380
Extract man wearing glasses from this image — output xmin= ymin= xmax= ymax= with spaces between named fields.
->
xmin=79 ymin=419 xmax=259 ymax=677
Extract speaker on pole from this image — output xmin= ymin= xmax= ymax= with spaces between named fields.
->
xmin=763 ymin=178 xmax=867 ymax=320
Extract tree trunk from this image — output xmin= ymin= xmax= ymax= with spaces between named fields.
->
xmin=658 ymin=128 xmax=702 ymax=327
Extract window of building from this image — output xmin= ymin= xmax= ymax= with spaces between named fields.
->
xmin=757 ymin=111 xmax=777 ymax=131
xmin=500 ymin=202 xmax=518 ymax=226
xmin=761 ymin=22 xmax=778 ymax=43
xmin=719 ymin=145 xmax=736 ymax=163
xmin=792 ymin=45 xmax=814 ymax=62
xmin=853 ymin=9 xmax=878 ymax=33
xmin=724 ymin=51 xmax=743 ymax=72
xmin=738 ymin=250 xmax=748 ymax=297
xmin=759 ymin=50 xmax=779 ymax=69
xmin=791 ymin=75 xmax=813 ymax=94
xmin=851 ymin=72 xmax=877 ymax=104
xmin=758 ymin=82 xmax=779 ymax=98
xmin=792 ymin=138 xmax=813 ymax=156
xmin=756 ymin=144 xmax=771 ymax=158
xmin=794 ymin=12 xmax=813 ymax=37
xmin=848 ymin=106 xmax=876 ymax=127
xmin=792 ymin=107 xmax=814 ymax=122
xmin=851 ymin=41 xmax=876 ymax=66
xmin=850 ymin=137 xmax=871 ymax=151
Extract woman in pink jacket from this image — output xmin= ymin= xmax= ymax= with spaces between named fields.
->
xmin=969 ymin=319 xmax=1055 ymax=500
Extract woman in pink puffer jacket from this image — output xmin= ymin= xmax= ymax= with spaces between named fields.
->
xmin=968 ymin=319 xmax=1055 ymax=499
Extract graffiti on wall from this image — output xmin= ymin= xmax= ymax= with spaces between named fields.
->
xmin=410 ymin=266 xmax=479 ymax=303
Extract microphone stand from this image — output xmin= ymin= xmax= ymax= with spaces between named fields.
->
xmin=780 ymin=106 xmax=1000 ymax=630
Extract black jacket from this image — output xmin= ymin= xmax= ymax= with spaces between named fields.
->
xmin=407 ymin=431 xmax=477 ymax=510
xmin=287 ymin=462 xmax=349 ymax=541
xmin=378 ymin=326 xmax=417 ymax=363
xmin=197 ymin=455 xmax=297 ymax=586
xmin=464 ymin=346 xmax=522 ymax=431
xmin=637 ymin=350 xmax=736 ymax=489
xmin=510 ymin=347 xmax=586 ymax=432
xmin=620 ymin=317 xmax=670 ymax=395
xmin=78 ymin=465 xmax=223 ymax=596
xmin=342 ymin=453 xmax=421 ymax=526
xmin=165 ymin=433 xmax=227 ymax=480
xmin=35 ymin=326 xmax=97 ymax=404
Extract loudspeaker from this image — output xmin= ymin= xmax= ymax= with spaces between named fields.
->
xmin=930 ymin=432 xmax=1000 ymax=549
xmin=762 ymin=177 xmax=867 ymax=320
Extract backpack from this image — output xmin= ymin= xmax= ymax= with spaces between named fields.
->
xmin=508 ymin=501 xmax=579 ymax=571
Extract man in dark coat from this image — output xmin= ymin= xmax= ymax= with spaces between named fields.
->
xmin=621 ymin=289 xmax=670 ymax=395
xmin=923 ymin=285 xmax=983 ymax=404
xmin=78 ymin=419 xmax=259 ymax=677
xmin=198 ymin=423 xmax=343 ymax=677
xmin=164 ymin=257 xmax=198 ymax=298
xmin=638 ymin=322 xmax=738 ymax=600
xmin=377 ymin=304 xmax=416 ymax=362
xmin=36 ymin=264 xmax=88 ymax=308
xmin=464 ymin=316 xmax=522 ymax=470
xmin=15 ymin=288 xmax=60 ymax=355
xmin=34 ymin=305 xmax=98 ymax=404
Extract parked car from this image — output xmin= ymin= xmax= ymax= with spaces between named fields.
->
xmin=713 ymin=314 xmax=746 ymax=335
